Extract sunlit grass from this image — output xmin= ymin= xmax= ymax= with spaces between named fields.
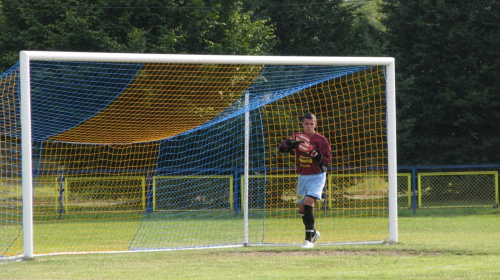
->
xmin=1 ymin=210 xmax=499 ymax=280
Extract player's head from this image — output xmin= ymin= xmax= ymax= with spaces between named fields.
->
xmin=302 ymin=112 xmax=317 ymax=122
xmin=301 ymin=112 xmax=317 ymax=135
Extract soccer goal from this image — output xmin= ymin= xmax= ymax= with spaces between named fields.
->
xmin=0 ymin=51 xmax=397 ymax=259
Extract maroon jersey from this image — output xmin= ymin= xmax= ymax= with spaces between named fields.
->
xmin=279 ymin=132 xmax=332 ymax=175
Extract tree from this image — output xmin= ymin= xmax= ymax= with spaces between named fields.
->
xmin=200 ymin=1 xmax=276 ymax=55
xmin=0 ymin=0 xmax=276 ymax=71
xmin=381 ymin=0 xmax=500 ymax=165
xmin=262 ymin=0 xmax=384 ymax=56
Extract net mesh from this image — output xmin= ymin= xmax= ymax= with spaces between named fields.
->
xmin=1 ymin=59 xmax=388 ymax=257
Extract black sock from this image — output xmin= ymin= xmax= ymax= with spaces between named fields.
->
xmin=303 ymin=205 xmax=315 ymax=241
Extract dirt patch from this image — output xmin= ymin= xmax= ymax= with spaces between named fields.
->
xmin=229 ymin=248 xmax=444 ymax=257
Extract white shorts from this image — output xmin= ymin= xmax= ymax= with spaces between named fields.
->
xmin=296 ymin=173 xmax=326 ymax=204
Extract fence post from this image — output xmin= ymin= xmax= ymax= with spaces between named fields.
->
xmin=145 ymin=171 xmax=153 ymax=215
xmin=496 ymin=170 xmax=499 ymax=208
xmin=233 ymin=167 xmax=241 ymax=214
xmin=58 ymin=166 xmax=65 ymax=219
xmin=411 ymin=168 xmax=417 ymax=215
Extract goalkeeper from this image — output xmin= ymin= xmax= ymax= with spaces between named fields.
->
xmin=278 ymin=112 xmax=332 ymax=248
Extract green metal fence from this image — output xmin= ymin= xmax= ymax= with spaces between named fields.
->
xmin=417 ymin=171 xmax=498 ymax=208
xmin=398 ymin=165 xmax=500 ymax=211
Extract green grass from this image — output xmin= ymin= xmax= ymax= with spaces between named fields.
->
xmin=3 ymin=209 xmax=391 ymax=255
xmin=1 ymin=208 xmax=499 ymax=279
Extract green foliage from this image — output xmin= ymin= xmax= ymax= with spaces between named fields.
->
xmin=263 ymin=0 xmax=384 ymax=56
xmin=0 ymin=0 xmax=383 ymax=71
xmin=381 ymin=0 xmax=500 ymax=165
xmin=204 ymin=2 xmax=276 ymax=55
xmin=0 ymin=0 xmax=277 ymax=71
xmin=2 ymin=0 xmax=499 ymax=167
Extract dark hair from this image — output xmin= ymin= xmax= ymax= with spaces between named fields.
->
xmin=302 ymin=112 xmax=316 ymax=121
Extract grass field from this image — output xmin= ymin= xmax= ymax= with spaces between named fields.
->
xmin=3 ymin=209 xmax=390 ymax=255
xmin=1 ymin=208 xmax=499 ymax=279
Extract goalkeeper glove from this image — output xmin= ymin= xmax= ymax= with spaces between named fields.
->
xmin=292 ymin=133 xmax=310 ymax=143
xmin=310 ymin=149 xmax=322 ymax=162
xmin=298 ymin=142 xmax=322 ymax=162
xmin=285 ymin=133 xmax=310 ymax=147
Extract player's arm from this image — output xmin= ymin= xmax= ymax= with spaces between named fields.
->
xmin=318 ymin=139 xmax=332 ymax=166
xmin=297 ymin=142 xmax=322 ymax=161
xmin=278 ymin=133 xmax=309 ymax=153
xmin=298 ymin=139 xmax=331 ymax=165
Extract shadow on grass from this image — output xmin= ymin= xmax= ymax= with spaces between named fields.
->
xmin=398 ymin=207 xmax=499 ymax=217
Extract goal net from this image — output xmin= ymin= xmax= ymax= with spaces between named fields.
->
xmin=1 ymin=52 xmax=396 ymax=259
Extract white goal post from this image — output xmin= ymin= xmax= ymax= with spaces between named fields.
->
xmin=15 ymin=51 xmax=397 ymax=259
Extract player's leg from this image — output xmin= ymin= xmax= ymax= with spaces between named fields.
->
xmin=296 ymin=178 xmax=309 ymax=245
xmin=303 ymin=196 xmax=317 ymax=242
xmin=297 ymin=201 xmax=314 ymax=241
xmin=297 ymin=174 xmax=325 ymax=248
